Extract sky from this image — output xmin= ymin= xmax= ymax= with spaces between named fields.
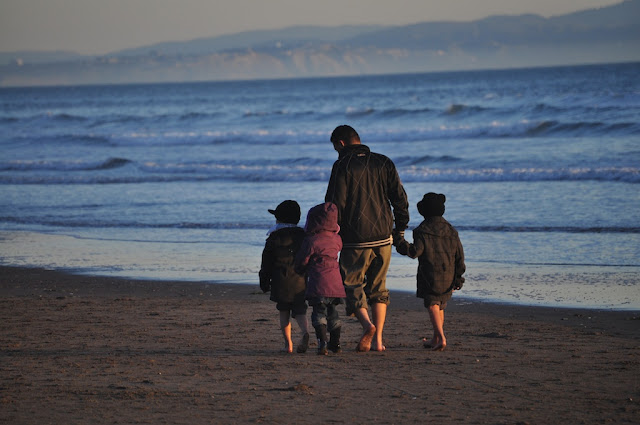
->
xmin=0 ymin=0 xmax=624 ymax=55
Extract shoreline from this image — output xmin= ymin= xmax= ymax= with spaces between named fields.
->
xmin=2 ymin=265 xmax=638 ymax=337
xmin=2 ymin=262 xmax=638 ymax=311
xmin=1 ymin=265 xmax=639 ymax=424
xmin=3 ymin=228 xmax=639 ymax=310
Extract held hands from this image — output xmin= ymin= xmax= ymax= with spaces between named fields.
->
xmin=392 ymin=229 xmax=405 ymax=247
xmin=392 ymin=229 xmax=410 ymax=256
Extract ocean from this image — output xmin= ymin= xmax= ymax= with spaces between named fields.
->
xmin=1 ymin=62 xmax=639 ymax=310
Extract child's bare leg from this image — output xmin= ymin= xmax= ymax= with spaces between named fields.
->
xmin=294 ymin=314 xmax=309 ymax=353
xmin=370 ymin=303 xmax=386 ymax=351
xmin=294 ymin=313 xmax=309 ymax=334
xmin=424 ymin=307 xmax=443 ymax=347
xmin=279 ymin=310 xmax=293 ymax=353
xmin=428 ymin=304 xmax=446 ymax=351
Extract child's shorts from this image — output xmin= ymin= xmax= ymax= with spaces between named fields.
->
xmin=276 ymin=300 xmax=308 ymax=317
xmin=424 ymin=299 xmax=447 ymax=310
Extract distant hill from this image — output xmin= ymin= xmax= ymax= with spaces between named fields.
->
xmin=111 ymin=25 xmax=385 ymax=57
xmin=344 ymin=0 xmax=640 ymax=48
xmin=0 ymin=50 xmax=83 ymax=66
xmin=1 ymin=0 xmax=638 ymax=86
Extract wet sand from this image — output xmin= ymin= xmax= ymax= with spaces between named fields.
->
xmin=1 ymin=266 xmax=638 ymax=424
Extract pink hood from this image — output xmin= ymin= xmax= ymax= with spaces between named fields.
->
xmin=304 ymin=202 xmax=340 ymax=234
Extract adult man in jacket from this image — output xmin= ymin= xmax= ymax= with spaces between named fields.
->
xmin=325 ymin=125 xmax=409 ymax=352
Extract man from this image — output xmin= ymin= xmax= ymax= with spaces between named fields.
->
xmin=325 ymin=125 xmax=409 ymax=352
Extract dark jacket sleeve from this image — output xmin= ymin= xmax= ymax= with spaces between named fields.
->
xmin=325 ymin=162 xmax=346 ymax=222
xmin=294 ymin=238 xmax=313 ymax=276
xmin=453 ymin=236 xmax=466 ymax=290
xmin=395 ymin=229 xmax=424 ymax=258
xmin=258 ymin=238 xmax=274 ymax=292
xmin=386 ymin=162 xmax=410 ymax=231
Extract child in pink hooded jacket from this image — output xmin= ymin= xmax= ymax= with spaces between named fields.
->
xmin=295 ymin=202 xmax=346 ymax=355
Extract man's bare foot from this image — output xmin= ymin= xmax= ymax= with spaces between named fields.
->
xmin=356 ymin=324 xmax=376 ymax=352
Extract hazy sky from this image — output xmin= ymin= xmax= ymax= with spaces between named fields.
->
xmin=0 ymin=0 xmax=624 ymax=55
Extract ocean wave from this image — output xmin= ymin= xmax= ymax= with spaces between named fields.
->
xmin=400 ymin=166 xmax=640 ymax=183
xmin=48 ymin=113 xmax=88 ymax=122
xmin=345 ymin=106 xmax=439 ymax=118
xmin=454 ymin=225 xmax=640 ymax=234
xmin=345 ymin=106 xmax=375 ymax=117
xmin=243 ymin=109 xmax=315 ymax=118
xmin=1 ymin=164 xmax=638 ymax=184
xmin=89 ymin=114 xmax=148 ymax=127
xmin=394 ymin=155 xmax=462 ymax=166
xmin=219 ymin=119 xmax=640 ymax=144
xmin=378 ymin=120 xmax=640 ymax=141
xmin=523 ymin=120 xmax=637 ymax=136
xmin=444 ymin=104 xmax=489 ymax=115
xmin=0 ymin=216 xmax=261 ymax=230
xmin=1 ymin=215 xmax=638 ymax=234
xmin=403 ymin=120 xmax=640 ymax=140
xmin=5 ymin=118 xmax=638 ymax=151
xmin=0 ymin=116 xmax=20 ymax=124
xmin=0 ymin=157 xmax=132 ymax=172
xmin=33 ymin=134 xmax=114 ymax=146
xmin=91 ymin=158 xmax=132 ymax=170
xmin=179 ymin=111 xmax=224 ymax=121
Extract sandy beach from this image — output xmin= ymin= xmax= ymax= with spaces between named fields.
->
xmin=1 ymin=265 xmax=638 ymax=424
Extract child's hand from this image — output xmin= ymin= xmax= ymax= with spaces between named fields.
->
xmin=396 ymin=242 xmax=411 ymax=257
xmin=260 ymin=281 xmax=270 ymax=293
xmin=392 ymin=229 xmax=405 ymax=246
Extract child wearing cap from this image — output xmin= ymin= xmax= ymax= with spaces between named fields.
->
xmin=394 ymin=193 xmax=466 ymax=351
xmin=294 ymin=202 xmax=346 ymax=355
xmin=259 ymin=200 xmax=310 ymax=353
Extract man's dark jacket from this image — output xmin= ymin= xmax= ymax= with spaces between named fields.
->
xmin=325 ymin=144 xmax=409 ymax=248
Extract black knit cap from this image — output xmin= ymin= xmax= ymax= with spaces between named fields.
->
xmin=268 ymin=200 xmax=301 ymax=224
xmin=417 ymin=193 xmax=446 ymax=217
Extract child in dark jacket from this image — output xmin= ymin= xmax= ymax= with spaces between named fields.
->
xmin=295 ymin=202 xmax=346 ymax=355
xmin=259 ymin=200 xmax=310 ymax=354
xmin=394 ymin=193 xmax=465 ymax=351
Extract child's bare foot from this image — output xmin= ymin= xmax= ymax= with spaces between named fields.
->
xmin=371 ymin=342 xmax=386 ymax=352
xmin=422 ymin=337 xmax=436 ymax=348
xmin=431 ymin=341 xmax=446 ymax=351
xmin=356 ymin=324 xmax=376 ymax=352
xmin=430 ymin=336 xmax=446 ymax=351
xmin=283 ymin=341 xmax=293 ymax=354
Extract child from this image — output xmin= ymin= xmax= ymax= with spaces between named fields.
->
xmin=294 ymin=202 xmax=346 ymax=355
xmin=259 ymin=200 xmax=310 ymax=354
xmin=394 ymin=193 xmax=465 ymax=351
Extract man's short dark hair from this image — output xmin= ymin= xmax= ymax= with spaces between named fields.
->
xmin=331 ymin=125 xmax=360 ymax=145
